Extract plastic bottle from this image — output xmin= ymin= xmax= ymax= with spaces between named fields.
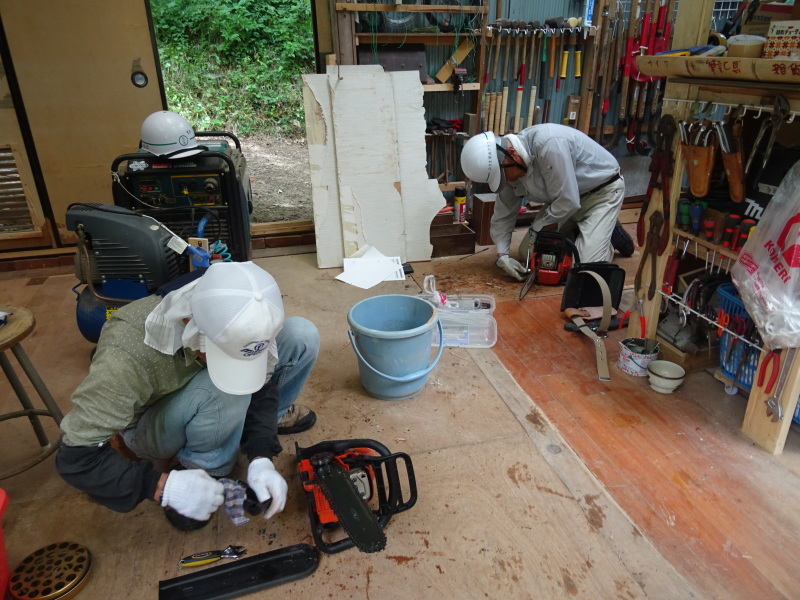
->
xmin=453 ymin=186 xmax=467 ymax=224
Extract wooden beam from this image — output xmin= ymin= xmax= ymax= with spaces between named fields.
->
xmin=313 ymin=0 xmax=335 ymax=57
xmin=438 ymin=181 xmax=466 ymax=192
xmin=742 ymin=349 xmax=800 ymax=455
xmin=251 ymin=220 xmax=314 ymax=236
xmin=336 ymin=9 xmax=356 ymax=65
xmin=0 ymin=246 xmax=75 ymax=260
xmin=435 ymin=38 xmax=474 ymax=84
xmin=423 ymin=82 xmax=480 ymax=92
xmin=672 ymin=0 xmax=714 ymax=50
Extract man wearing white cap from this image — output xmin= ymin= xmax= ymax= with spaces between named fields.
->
xmin=460 ymin=124 xmax=633 ymax=281
xmin=56 ymin=262 xmax=319 ymax=531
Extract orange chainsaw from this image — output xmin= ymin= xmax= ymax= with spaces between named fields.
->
xmin=296 ymin=439 xmax=417 ymax=554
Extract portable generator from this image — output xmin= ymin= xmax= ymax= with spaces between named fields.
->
xmin=67 ymin=131 xmax=252 ymax=343
xmin=111 ymin=131 xmax=252 ymax=263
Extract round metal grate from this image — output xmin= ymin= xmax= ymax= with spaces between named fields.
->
xmin=8 ymin=542 xmax=92 ymax=600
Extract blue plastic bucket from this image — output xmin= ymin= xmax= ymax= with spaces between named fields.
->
xmin=347 ymin=295 xmax=444 ymax=400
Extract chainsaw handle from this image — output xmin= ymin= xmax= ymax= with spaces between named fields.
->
xmin=347 ymin=319 xmax=444 ymax=383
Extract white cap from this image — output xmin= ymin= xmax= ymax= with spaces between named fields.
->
xmin=191 ymin=262 xmax=284 ymax=395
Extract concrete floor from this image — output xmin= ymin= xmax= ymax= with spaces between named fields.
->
xmin=1 ymin=251 xmax=700 ymax=599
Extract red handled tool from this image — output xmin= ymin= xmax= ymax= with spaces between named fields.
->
xmin=722 ymin=214 xmax=742 ymax=248
xmin=757 ymin=350 xmax=782 ymax=396
xmin=734 ymin=219 xmax=756 ymax=252
xmin=618 ymin=297 xmax=647 ymax=337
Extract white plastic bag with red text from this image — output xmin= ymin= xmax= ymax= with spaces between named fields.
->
xmin=732 ymin=160 xmax=800 ymax=349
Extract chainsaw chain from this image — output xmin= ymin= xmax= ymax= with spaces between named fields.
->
xmin=315 ymin=460 xmax=387 ymax=553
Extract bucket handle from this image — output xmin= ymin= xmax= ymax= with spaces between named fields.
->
xmin=347 ymin=319 xmax=444 ymax=383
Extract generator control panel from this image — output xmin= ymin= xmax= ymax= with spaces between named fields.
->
xmin=111 ymin=135 xmax=252 ymax=263
xmin=133 ymin=173 xmax=224 ymax=207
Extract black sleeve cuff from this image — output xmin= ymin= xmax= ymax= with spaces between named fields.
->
xmin=240 ymin=380 xmax=282 ymax=462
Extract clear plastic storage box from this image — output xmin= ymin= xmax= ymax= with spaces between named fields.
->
xmin=421 ymin=276 xmax=497 ymax=348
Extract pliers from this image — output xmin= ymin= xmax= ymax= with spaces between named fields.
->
xmin=757 ymin=349 xmax=782 ymax=396
xmin=618 ymin=297 xmax=646 ymax=337
xmin=744 ymin=95 xmax=790 ymax=185
xmin=180 ymin=545 xmax=246 ymax=568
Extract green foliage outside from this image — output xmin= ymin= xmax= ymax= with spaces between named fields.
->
xmin=150 ymin=0 xmax=315 ymax=136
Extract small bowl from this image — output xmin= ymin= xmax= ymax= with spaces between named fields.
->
xmin=647 ymin=360 xmax=686 ymax=394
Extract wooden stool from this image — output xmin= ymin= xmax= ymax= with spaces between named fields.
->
xmin=0 ymin=304 xmax=64 ymax=479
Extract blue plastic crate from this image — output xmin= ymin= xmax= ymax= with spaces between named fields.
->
xmin=717 ymin=283 xmax=757 ymax=391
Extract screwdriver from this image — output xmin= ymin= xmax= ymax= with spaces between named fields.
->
xmin=722 ymin=214 xmax=742 ymax=248
xmin=690 ymin=202 xmax=704 ymax=235
xmin=678 ymin=199 xmax=692 ymax=232
xmin=735 ymin=219 xmax=756 ymax=252
xmin=703 ymin=217 xmax=716 ymax=242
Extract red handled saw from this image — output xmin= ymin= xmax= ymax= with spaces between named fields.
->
xmin=296 ymin=439 xmax=417 ymax=554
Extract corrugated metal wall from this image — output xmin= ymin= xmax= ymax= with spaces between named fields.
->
xmin=420 ymin=0 xmax=739 ymax=131
xmin=355 ymin=0 xmax=739 ymax=184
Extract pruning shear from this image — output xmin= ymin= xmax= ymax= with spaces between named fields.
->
xmin=180 ymin=545 xmax=246 ymax=568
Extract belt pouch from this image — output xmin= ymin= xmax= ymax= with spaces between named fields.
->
xmin=681 ymin=142 xmax=716 ymax=198
xmin=721 ymin=148 xmax=745 ymax=203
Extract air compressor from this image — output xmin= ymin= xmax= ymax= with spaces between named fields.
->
xmin=68 ymin=131 xmax=252 ymax=343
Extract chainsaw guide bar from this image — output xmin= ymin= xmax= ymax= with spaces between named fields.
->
xmin=297 ymin=439 xmax=417 ymax=554
xmin=312 ymin=452 xmax=388 ymax=553
xmin=158 ymin=543 xmax=319 ymax=600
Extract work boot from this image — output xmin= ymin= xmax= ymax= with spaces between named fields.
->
xmin=164 ymin=507 xmax=210 ymax=532
xmin=612 ymin=221 xmax=635 ymax=257
xmin=277 ymin=404 xmax=317 ymax=435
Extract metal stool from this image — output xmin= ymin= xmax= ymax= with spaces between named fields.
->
xmin=0 ymin=304 xmax=63 ymax=479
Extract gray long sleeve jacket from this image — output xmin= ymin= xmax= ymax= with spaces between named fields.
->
xmin=491 ymin=124 xmax=620 ymax=255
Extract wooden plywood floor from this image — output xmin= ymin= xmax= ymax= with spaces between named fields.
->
xmin=494 ymin=294 xmax=800 ymax=600
xmin=0 ymin=257 xmax=699 ymax=600
xmin=1 ymin=242 xmax=798 ymax=599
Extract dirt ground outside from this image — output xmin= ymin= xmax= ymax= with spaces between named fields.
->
xmin=241 ymin=134 xmax=313 ymax=223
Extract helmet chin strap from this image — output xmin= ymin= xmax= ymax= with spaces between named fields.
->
xmin=496 ymin=144 xmax=527 ymax=172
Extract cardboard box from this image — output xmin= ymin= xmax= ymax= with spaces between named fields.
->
xmin=764 ymin=20 xmax=800 ymax=59
xmin=741 ymin=2 xmax=795 ymax=36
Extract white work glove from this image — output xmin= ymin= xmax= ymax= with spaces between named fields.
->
xmin=496 ymin=254 xmax=527 ymax=281
xmin=161 ymin=469 xmax=224 ymax=521
xmin=247 ymin=457 xmax=288 ymax=519
xmin=517 ymin=228 xmax=538 ymax=266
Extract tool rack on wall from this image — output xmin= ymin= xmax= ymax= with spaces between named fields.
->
xmin=630 ymin=0 xmax=800 ymax=456
xmin=315 ymin=2 xmax=488 ymax=191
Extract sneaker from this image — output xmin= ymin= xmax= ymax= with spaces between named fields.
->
xmin=164 ymin=506 xmax=210 ymax=532
xmin=612 ymin=221 xmax=635 ymax=257
xmin=277 ymin=404 xmax=317 ymax=435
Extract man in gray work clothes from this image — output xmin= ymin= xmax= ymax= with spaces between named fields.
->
xmin=460 ymin=124 xmax=633 ymax=281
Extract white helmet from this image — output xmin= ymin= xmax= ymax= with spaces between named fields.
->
xmin=460 ymin=131 xmax=501 ymax=192
xmin=140 ymin=111 xmax=202 ymax=159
